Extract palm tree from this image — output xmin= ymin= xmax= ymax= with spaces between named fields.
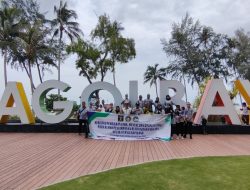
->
xmin=52 ymin=0 xmax=82 ymax=93
xmin=144 ymin=63 xmax=166 ymax=97
xmin=12 ymin=21 xmax=55 ymax=94
xmin=0 ymin=2 xmax=20 ymax=87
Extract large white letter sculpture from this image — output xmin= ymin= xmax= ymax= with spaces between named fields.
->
xmin=81 ymin=81 xmax=123 ymax=106
xmin=194 ymin=79 xmax=241 ymax=125
xmin=0 ymin=82 xmax=35 ymax=124
xmin=32 ymin=80 xmax=73 ymax=124
xmin=159 ymin=80 xmax=186 ymax=107
xmin=129 ymin=81 xmax=138 ymax=106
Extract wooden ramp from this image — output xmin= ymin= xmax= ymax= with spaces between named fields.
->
xmin=0 ymin=133 xmax=250 ymax=190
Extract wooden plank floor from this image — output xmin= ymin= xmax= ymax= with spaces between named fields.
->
xmin=0 ymin=133 xmax=250 ymax=190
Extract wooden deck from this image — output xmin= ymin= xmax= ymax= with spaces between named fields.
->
xmin=0 ymin=133 xmax=250 ymax=190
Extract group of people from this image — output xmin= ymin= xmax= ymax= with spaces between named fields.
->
xmin=77 ymin=94 xmax=196 ymax=139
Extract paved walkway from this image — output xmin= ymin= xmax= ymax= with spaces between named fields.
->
xmin=0 ymin=133 xmax=250 ymax=190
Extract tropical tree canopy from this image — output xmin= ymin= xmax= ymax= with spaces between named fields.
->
xmin=67 ymin=14 xmax=136 ymax=84
xmin=161 ymin=13 xmax=236 ymax=86
xmin=144 ymin=63 xmax=166 ymax=97
xmin=230 ymin=29 xmax=250 ymax=80
xmin=0 ymin=0 xmax=22 ymax=86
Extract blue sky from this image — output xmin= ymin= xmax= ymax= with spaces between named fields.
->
xmin=1 ymin=0 xmax=250 ymax=105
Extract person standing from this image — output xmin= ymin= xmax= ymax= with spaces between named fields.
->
xmin=201 ymin=115 xmax=208 ymax=135
xmin=179 ymin=106 xmax=186 ymax=139
xmin=174 ymin=105 xmax=182 ymax=139
xmin=121 ymin=94 xmax=131 ymax=107
xmin=106 ymin=103 xmax=115 ymax=113
xmin=115 ymin=106 xmax=122 ymax=114
xmin=78 ymin=101 xmax=89 ymax=138
xmin=154 ymin=97 xmax=163 ymax=114
xmin=240 ymin=102 xmax=250 ymax=125
xmin=163 ymin=95 xmax=174 ymax=138
xmin=132 ymin=102 xmax=144 ymax=115
xmin=184 ymin=102 xmax=194 ymax=139
xmin=143 ymin=94 xmax=154 ymax=113
xmin=136 ymin=95 xmax=144 ymax=109
xmin=163 ymin=95 xmax=174 ymax=114
xmin=122 ymin=102 xmax=132 ymax=115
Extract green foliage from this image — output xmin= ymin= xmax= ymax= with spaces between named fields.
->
xmin=193 ymin=77 xmax=211 ymax=108
xmin=144 ymin=63 xmax=166 ymax=97
xmin=67 ymin=14 xmax=136 ymax=84
xmin=45 ymin=94 xmax=67 ymax=112
xmin=52 ymin=0 xmax=82 ymax=42
xmin=162 ymin=13 xmax=235 ymax=86
xmin=0 ymin=1 xmax=21 ymax=53
xmin=230 ymin=29 xmax=250 ymax=80
xmin=42 ymin=156 xmax=250 ymax=190
xmin=9 ymin=115 xmax=20 ymax=120
xmin=73 ymin=101 xmax=80 ymax=112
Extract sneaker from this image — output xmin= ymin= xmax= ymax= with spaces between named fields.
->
xmin=181 ymin=136 xmax=184 ymax=139
xmin=176 ymin=136 xmax=179 ymax=140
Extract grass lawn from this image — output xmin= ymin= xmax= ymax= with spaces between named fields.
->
xmin=42 ymin=156 xmax=250 ymax=190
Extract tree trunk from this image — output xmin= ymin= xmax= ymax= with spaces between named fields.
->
xmin=37 ymin=62 xmax=43 ymax=83
xmin=183 ymin=74 xmax=188 ymax=103
xmin=3 ymin=49 xmax=7 ymax=87
xmin=58 ymin=32 xmax=62 ymax=95
xmin=28 ymin=60 xmax=35 ymax=94
xmin=113 ymin=64 xmax=116 ymax=86
xmin=155 ymin=82 xmax=158 ymax=98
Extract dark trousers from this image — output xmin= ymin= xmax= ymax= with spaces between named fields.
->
xmin=175 ymin=123 xmax=181 ymax=136
xmin=178 ymin=122 xmax=185 ymax=137
xmin=79 ymin=119 xmax=89 ymax=138
xmin=171 ymin=124 xmax=175 ymax=136
xmin=202 ymin=124 xmax=208 ymax=135
xmin=242 ymin=115 xmax=249 ymax=125
xmin=184 ymin=121 xmax=192 ymax=139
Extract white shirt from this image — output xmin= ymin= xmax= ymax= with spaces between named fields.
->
xmin=122 ymin=107 xmax=132 ymax=115
xmin=242 ymin=106 xmax=250 ymax=115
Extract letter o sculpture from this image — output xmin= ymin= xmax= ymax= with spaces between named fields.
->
xmin=80 ymin=82 xmax=123 ymax=107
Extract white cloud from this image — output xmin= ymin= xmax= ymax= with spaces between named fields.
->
xmin=1 ymin=0 xmax=249 ymax=105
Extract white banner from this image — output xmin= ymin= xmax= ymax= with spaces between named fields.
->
xmin=88 ymin=112 xmax=171 ymax=140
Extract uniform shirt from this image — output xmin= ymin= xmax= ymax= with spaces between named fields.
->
xmin=143 ymin=98 xmax=153 ymax=112
xmin=122 ymin=99 xmax=131 ymax=107
xmin=132 ymin=107 xmax=143 ymax=115
xmin=180 ymin=110 xmax=185 ymax=122
xmin=164 ymin=100 xmax=173 ymax=109
xmin=122 ymin=107 xmax=132 ymax=115
xmin=136 ymin=100 xmax=144 ymax=108
xmin=242 ymin=106 xmax=250 ymax=115
xmin=154 ymin=103 xmax=163 ymax=114
xmin=106 ymin=108 xmax=114 ymax=113
xmin=78 ymin=107 xmax=88 ymax=120
xmin=174 ymin=109 xmax=181 ymax=123
xmin=185 ymin=108 xmax=194 ymax=122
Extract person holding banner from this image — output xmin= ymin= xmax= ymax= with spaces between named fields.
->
xmin=143 ymin=94 xmax=154 ymax=113
xmin=106 ymin=103 xmax=115 ymax=113
xmin=78 ymin=101 xmax=89 ymax=137
xmin=132 ymin=102 xmax=144 ymax=115
xmin=122 ymin=101 xmax=132 ymax=115
xmin=154 ymin=97 xmax=163 ymax=114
